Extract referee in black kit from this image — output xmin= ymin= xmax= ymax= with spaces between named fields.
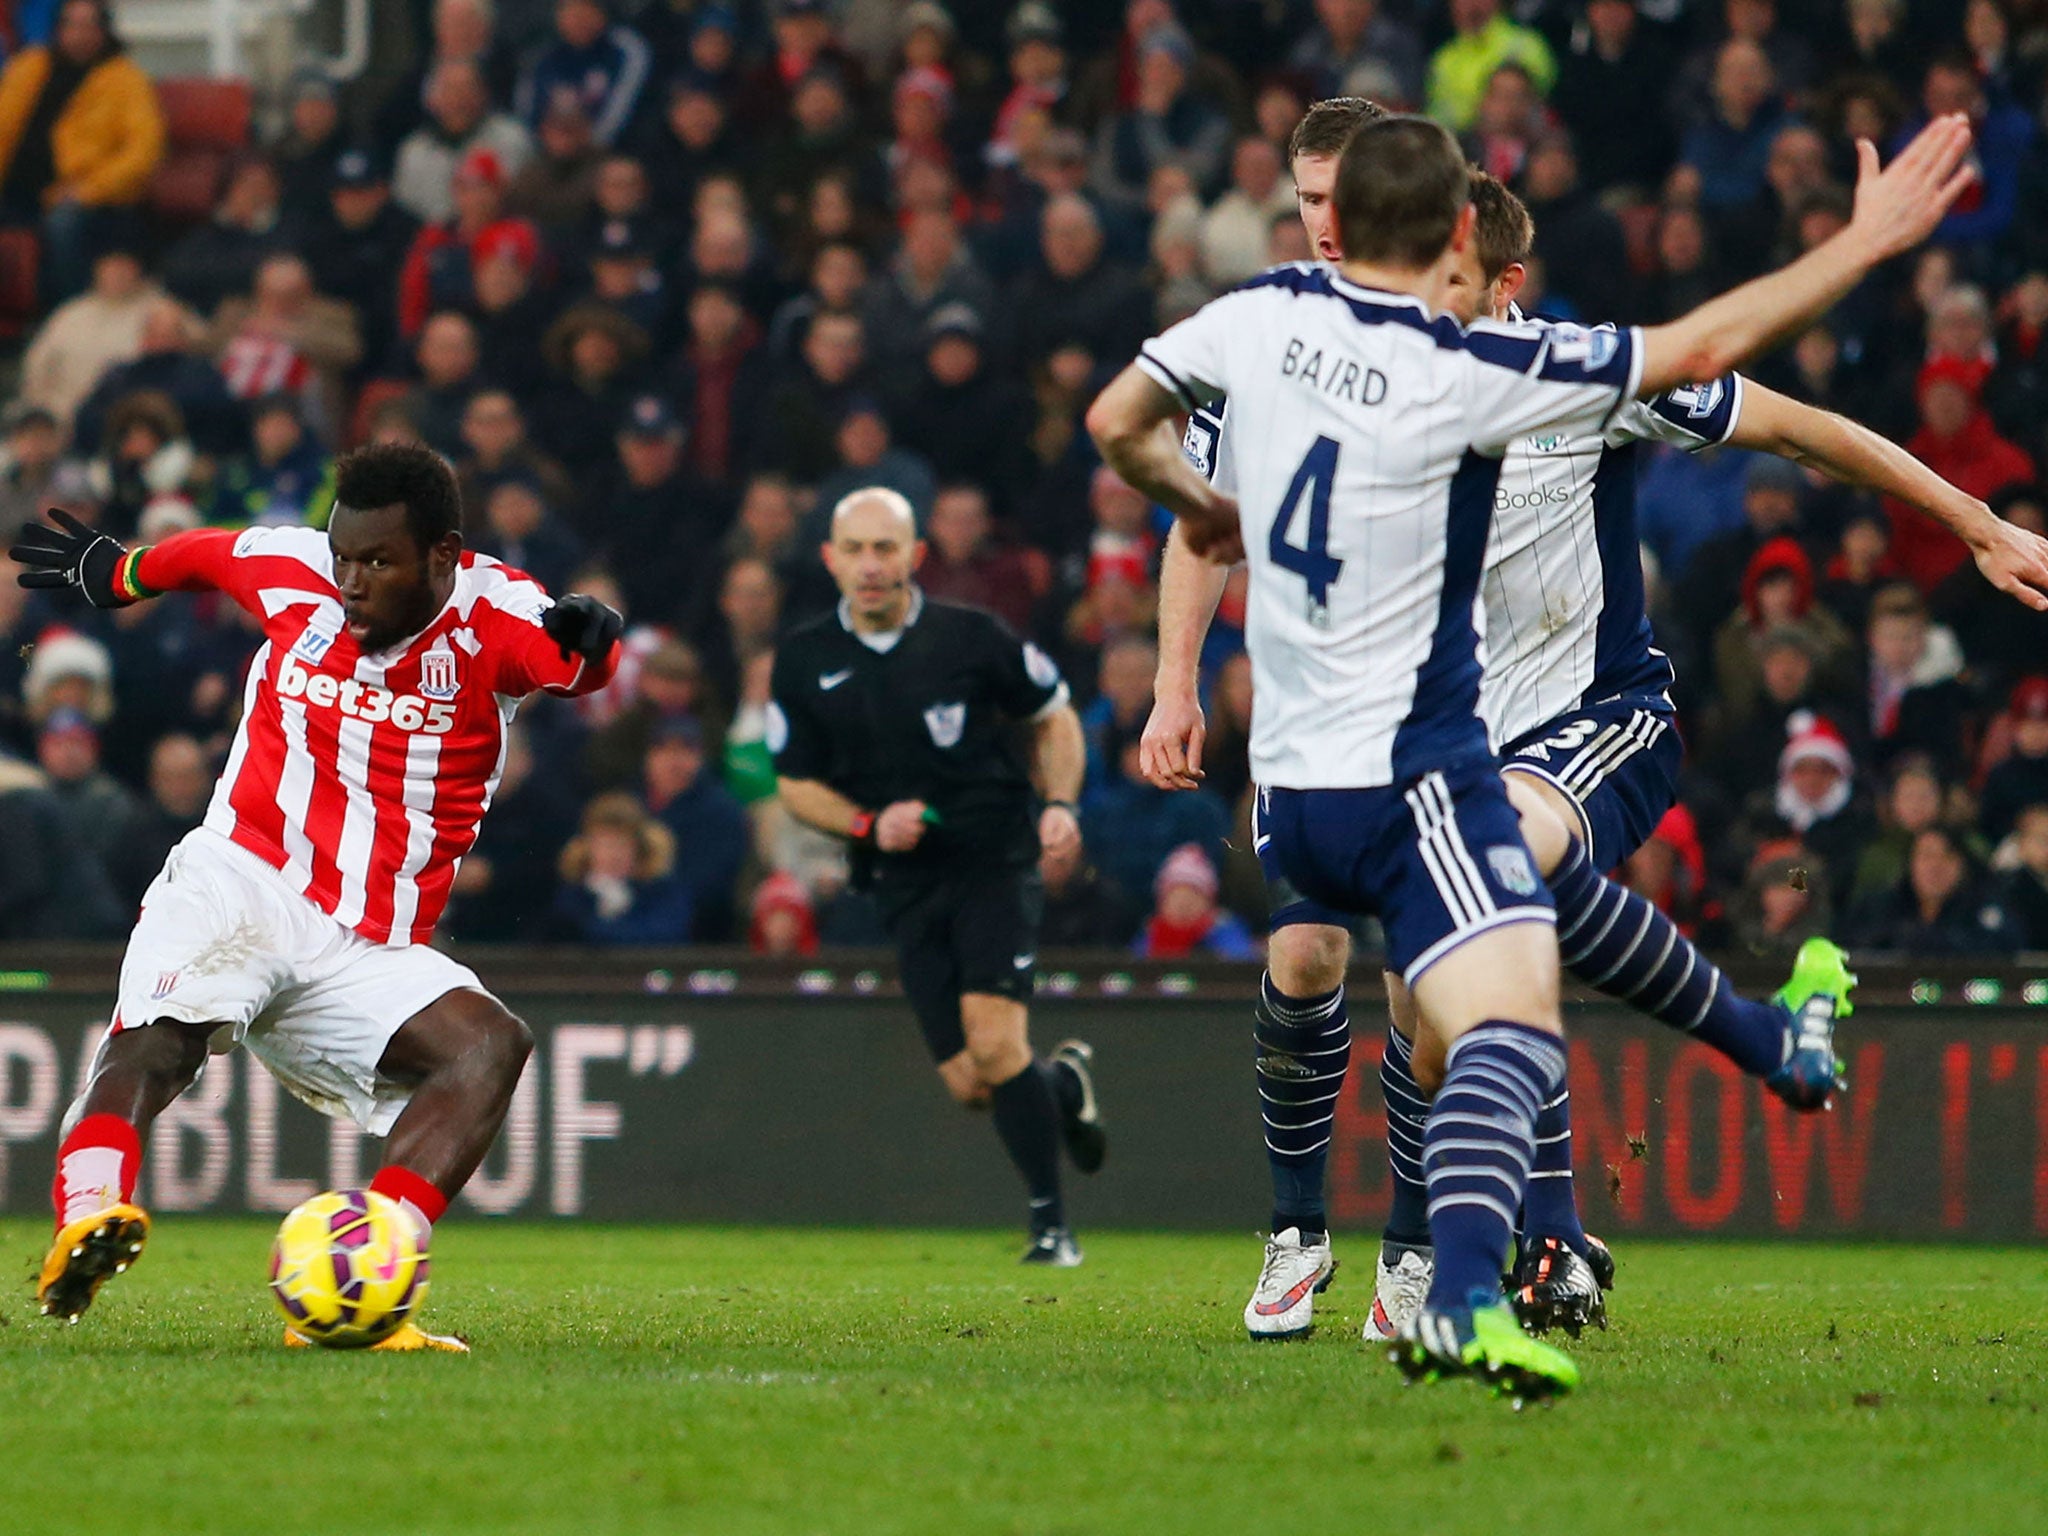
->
xmin=769 ymin=487 xmax=1106 ymax=1265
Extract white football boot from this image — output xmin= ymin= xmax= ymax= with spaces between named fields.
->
xmin=1363 ymin=1246 xmax=1433 ymax=1342
xmin=1244 ymin=1227 xmax=1336 ymax=1340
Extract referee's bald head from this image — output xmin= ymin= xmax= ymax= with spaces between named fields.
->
xmin=830 ymin=486 xmax=917 ymax=539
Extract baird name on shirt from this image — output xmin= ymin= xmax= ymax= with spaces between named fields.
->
xmin=274 ymin=650 xmax=460 ymax=734
xmin=1279 ymin=337 xmax=1388 ymax=406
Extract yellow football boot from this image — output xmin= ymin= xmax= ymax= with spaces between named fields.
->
xmin=283 ymin=1322 xmax=470 ymax=1353
xmin=38 ymin=1203 xmax=150 ymax=1322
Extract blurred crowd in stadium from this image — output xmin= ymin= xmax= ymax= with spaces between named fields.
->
xmin=3 ymin=0 xmax=2048 ymax=960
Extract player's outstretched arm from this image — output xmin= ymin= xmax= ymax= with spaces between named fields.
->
xmin=10 ymin=512 xmax=256 ymax=606
xmin=1142 ymin=524 xmax=1230 ymax=791
xmin=1730 ymin=381 xmax=2048 ymax=612
xmin=1636 ymin=115 xmax=1977 ymax=397
xmin=1086 ymin=367 xmax=1242 ymax=563
xmin=11 ymin=508 xmax=157 ymax=607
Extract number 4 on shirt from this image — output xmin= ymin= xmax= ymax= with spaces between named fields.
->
xmin=1269 ymin=434 xmax=1343 ymax=610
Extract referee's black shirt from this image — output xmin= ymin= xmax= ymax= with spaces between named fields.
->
xmin=768 ymin=590 xmax=1070 ymax=877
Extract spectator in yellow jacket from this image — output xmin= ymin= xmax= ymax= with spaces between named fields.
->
xmin=0 ymin=0 xmax=164 ymax=306
xmin=1425 ymin=0 xmax=1556 ymax=132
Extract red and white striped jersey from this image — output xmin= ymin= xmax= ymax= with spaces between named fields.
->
xmin=134 ymin=525 xmax=617 ymax=946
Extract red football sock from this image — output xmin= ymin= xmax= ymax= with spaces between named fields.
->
xmin=370 ymin=1164 xmax=448 ymax=1243
xmin=52 ymin=1114 xmax=142 ymax=1230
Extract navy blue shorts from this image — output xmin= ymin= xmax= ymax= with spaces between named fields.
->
xmin=1254 ymin=760 xmax=1556 ymax=984
xmin=1495 ymin=698 xmax=1681 ymax=870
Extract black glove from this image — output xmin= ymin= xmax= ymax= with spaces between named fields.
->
xmin=10 ymin=508 xmax=137 ymax=608
xmin=540 ymin=592 xmax=624 ymax=664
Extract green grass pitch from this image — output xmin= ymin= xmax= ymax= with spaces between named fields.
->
xmin=4 ymin=1221 xmax=2045 ymax=1536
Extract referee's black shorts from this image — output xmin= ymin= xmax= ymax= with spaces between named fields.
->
xmin=876 ymin=864 xmax=1044 ymax=1062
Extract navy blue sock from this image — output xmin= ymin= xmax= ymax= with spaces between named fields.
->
xmin=1424 ymin=1022 xmax=1565 ymax=1313
xmin=1379 ymin=1022 xmax=1432 ymax=1253
xmin=989 ymin=1062 xmax=1064 ymax=1231
xmin=1254 ymin=973 xmax=1349 ymax=1238
xmin=1521 ymin=1082 xmax=1588 ymax=1256
xmin=1550 ymin=838 xmax=1789 ymax=1079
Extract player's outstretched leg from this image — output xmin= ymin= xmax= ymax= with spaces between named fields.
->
xmin=39 ymin=1019 xmax=213 ymax=1322
xmin=1365 ymin=982 xmax=1433 ymax=1343
xmin=1389 ymin=1021 xmax=1579 ymax=1406
xmin=1245 ymin=969 xmax=1348 ymax=1337
xmin=278 ymin=990 xmax=531 ymax=1351
xmin=1544 ymin=838 xmax=1853 ymax=1103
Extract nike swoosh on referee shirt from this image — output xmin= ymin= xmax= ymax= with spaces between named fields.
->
xmin=819 ymin=670 xmax=853 ymax=690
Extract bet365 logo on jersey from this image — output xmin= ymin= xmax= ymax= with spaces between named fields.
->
xmin=274 ymin=651 xmax=459 ymax=734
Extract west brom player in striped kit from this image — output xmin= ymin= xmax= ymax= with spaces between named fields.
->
xmin=1091 ymin=111 xmax=1978 ymax=1398
xmin=1150 ymin=107 xmax=2048 ymax=1350
xmin=12 ymin=444 xmax=623 ymax=1347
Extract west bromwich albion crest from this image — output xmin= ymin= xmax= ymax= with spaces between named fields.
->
xmin=1486 ymin=845 xmax=1539 ymax=897
xmin=419 ymin=645 xmax=460 ymax=700
xmin=923 ymin=701 xmax=966 ymax=749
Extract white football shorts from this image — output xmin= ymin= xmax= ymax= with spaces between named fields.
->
xmin=104 ymin=828 xmax=488 ymax=1134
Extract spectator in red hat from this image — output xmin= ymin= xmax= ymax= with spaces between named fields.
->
xmin=1710 ymin=534 xmax=1854 ymax=724
xmin=398 ymin=143 xmax=542 ymax=338
xmin=1888 ymin=354 xmax=2035 ymax=589
xmin=888 ymin=65 xmax=956 ymax=189
xmin=465 ymin=219 xmax=555 ymax=397
xmin=1135 ymin=842 xmax=1256 ymax=959
xmin=1732 ymin=713 xmax=1873 ymax=904
xmin=393 ymin=57 xmax=532 ymax=225
xmin=749 ymin=868 xmax=819 ymax=955
xmin=1980 ymin=677 xmax=2048 ymax=842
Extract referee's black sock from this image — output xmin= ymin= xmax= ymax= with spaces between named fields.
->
xmin=989 ymin=1062 xmax=1065 ymax=1231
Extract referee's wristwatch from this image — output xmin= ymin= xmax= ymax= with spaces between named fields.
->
xmin=1043 ymin=800 xmax=1078 ymax=815
xmin=847 ymin=809 xmax=877 ymax=843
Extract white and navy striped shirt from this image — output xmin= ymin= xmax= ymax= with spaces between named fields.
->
xmin=1185 ymin=306 xmax=1738 ymax=755
xmin=1140 ymin=264 xmax=1642 ymax=791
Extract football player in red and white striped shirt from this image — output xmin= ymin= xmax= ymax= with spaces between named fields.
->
xmin=12 ymin=443 xmax=622 ymax=1347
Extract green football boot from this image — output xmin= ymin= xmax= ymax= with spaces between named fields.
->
xmin=1388 ymin=1297 xmax=1581 ymax=1407
xmin=1767 ymin=937 xmax=1856 ymax=1110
